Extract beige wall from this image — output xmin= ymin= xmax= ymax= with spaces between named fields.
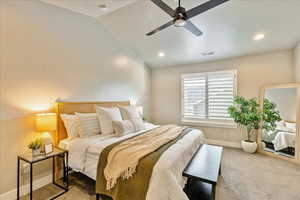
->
xmin=0 ymin=0 xmax=5 ymax=194
xmin=265 ymin=88 xmax=297 ymax=122
xmin=0 ymin=0 xmax=151 ymax=195
xmin=151 ymin=50 xmax=294 ymax=144
xmin=294 ymin=42 xmax=300 ymax=82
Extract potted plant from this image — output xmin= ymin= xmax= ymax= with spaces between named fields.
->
xmin=28 ymin=138 xmax=42 ymax=156
xmin=262 ymin=98 xmax=282 ymax=133
xmin=228 ymin=96 xmax=262 ymax=153
xmin=228 ymin=96 xmax=282 ymax=153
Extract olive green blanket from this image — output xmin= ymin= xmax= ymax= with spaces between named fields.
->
xmin=96 ymin=126 xmax=193 ymax=200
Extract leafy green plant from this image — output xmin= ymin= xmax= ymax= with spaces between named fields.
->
xmin=228 ymin=96 xmax=262 ymax=142
xmin=228 ymin=96 xmax=282 ymax=142
xmin=262 ymin=98 xmax=282 ymax=132
xmin=28 ymin=138 xmax=42 ymax=150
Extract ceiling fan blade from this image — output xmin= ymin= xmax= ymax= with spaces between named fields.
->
xmin=186 ymin=0 xmax=230 ymax=19
xmin=150 ymin=0 xmax=176 ymax=17
xmin=184 ymin=21 xmax=203 ymax=36
xmin=146 ymin=20 xmax=175 ymax=36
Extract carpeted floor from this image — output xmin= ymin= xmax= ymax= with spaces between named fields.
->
xmin=21 ymin=147 xmax=300 ymax=200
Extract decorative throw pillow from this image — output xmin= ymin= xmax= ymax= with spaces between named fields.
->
xmin=60 ymin=114 xmax=80 ymax=139
xmin=112 ymin=118 xmax=146 ymax=137
xmin=118 ymin=106 xmax=142 ymax=120
xmin=75 ymin=113 xmax=101 ymax=137
xmin=112 ymin=120 xmax=135 ymax=137
xmin=96 ymin=106 xmax=123 ymax=135
xmin=131 ymin=118 xmax=146 ymax=131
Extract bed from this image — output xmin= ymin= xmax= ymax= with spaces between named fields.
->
xmin=272 ymin=131 xmax=296 ymax=151
xmin=55 ymin=100 xmax=206 ymax=200
xmin=262 ymin=121 xmax=296 ymax=152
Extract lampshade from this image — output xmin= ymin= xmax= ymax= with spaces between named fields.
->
xmin=35 ymin=113 xmax=57 ymax=132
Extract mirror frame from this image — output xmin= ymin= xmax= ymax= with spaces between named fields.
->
xmin=258 ymin=83 xmax=300 ymax=164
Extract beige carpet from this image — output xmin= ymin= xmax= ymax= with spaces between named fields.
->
xmin=21 ymin=148 xmax=300 ymax=200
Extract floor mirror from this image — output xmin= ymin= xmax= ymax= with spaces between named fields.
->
xmin=258 ymin=83 xmax=300 ymax=163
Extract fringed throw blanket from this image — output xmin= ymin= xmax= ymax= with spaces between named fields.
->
xmin=96 ymin=125 xmax=193 ymax=200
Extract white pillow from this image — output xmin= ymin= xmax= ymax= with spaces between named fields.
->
xmin=131 ymin=118 xmax=146 ymax=131
xmin=112 ymin=120 xmax=135 ymax=137
xmin=276 ymin=121 xmax=286 ymax=131
xmin=285 ymin=122 xmax=296 ymax=132
xmin=96 ymin=106 xmax=123 ymax=135
xmin=118 ymin=106 xmax=141 ymax=120
xmin=112 ymin=118 xmax=145 ymax=137
xmin=75 ymin=113 xmax=101 ymax=137
xmin=60 ymin=114 xmax=80 ymax=139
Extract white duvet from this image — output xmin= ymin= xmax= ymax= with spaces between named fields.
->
xmin=60 ymin=124 xmax=205 ymax=200
xmin=272 ymin=131 xmax=295 ymax=151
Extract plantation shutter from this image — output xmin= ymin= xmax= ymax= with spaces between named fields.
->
xmin=207 ymin=71 xmax=235 ymax=120
xmin=182 ymin=70 xmax=236 ymax=122
xmin=182 ymin=74 xmax=207 ymax=120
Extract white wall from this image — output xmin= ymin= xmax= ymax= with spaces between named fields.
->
xmin=152 ymin=51 xmax=294 ymax=145
xmin=0 ymin=0 xmax=151 ymax=195
xmin=265 ymin=88 xmax=297 ymax=122
xmin=294 ymin=42 xmax=300 ymax=82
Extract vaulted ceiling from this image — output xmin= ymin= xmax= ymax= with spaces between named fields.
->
xmin=41 ymin=0 xmax=300 ymax=68
xmin=40 ymin=0 xmax=137 ymax=18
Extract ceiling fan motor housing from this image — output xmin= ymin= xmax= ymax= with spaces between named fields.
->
xmin=147 ymin=0 xmax=230 ymax=36
xmin=174 ymin=7 xmax=187 ymax=27
xmin=175 ymin=7 xmax=187 ymax=18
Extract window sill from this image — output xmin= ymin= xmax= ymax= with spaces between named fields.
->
xmin=181 ymin=120 xmax=237 ymax=129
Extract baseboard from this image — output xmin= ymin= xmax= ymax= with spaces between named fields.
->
xmin=0 ymin=174 xmax=52 ymax=200
xmin=207 ymin=139 xmax=241 ymax=149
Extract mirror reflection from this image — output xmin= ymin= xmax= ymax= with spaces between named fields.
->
xmin=262 ymin=87 xmax=297 ymax=158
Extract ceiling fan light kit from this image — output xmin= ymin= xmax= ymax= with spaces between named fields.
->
xmin=147 ymin=0 xmax=230 ymax=37
xmin=174 ymin=18 xmax=186 ymax=27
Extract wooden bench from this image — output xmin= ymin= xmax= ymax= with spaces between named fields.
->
xmin=183 ymin=144 xmax=223 ymax=200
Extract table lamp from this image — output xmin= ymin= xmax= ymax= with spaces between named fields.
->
xmin=35 ymin=113 xmax=57 ymax=154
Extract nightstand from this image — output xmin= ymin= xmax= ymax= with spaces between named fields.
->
xmin=17 ymin=147 xmax=69 ymax=200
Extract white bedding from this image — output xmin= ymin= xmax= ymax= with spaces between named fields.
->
xmin=272 ymin=131 xmax=296 ymax=151
xmin=59 ymin=124 xmax=205 ymax=200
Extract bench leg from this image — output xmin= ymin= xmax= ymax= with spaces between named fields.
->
xmin=212 ymin=184 xmax=216 ymax=200
xmin=184 ymin=178 xmax=192 ymax=196
xmin=187 ymin=178 xmax=192 ymax=189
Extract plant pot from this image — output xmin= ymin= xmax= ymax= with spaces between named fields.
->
xmin=32 ymin=149 xmax=41 ymax=157
xmin=241 ymin=140 xmax=257 ymax=153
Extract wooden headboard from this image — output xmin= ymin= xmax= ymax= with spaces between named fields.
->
xmin=284 ymin=120 xmax=296 ymax=124
xmin=55 ymin=100 xmax=130 ymax=145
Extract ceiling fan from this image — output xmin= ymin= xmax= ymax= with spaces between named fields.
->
xmin=146 ymin=0 xmax=230 ymax=37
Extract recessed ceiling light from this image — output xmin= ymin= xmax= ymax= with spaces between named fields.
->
xmin=98 ymin=4 xmax=108 ymax=11
xmin=254 ymin=33 xmax=265 ymax=41
xmin=201 ymin=51 xmax=215 ymax=56
xmin=158 ymin=52 xmax=165 ymax=57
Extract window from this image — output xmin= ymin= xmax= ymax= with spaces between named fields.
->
xmin=181 ymin=70 xmax=237 ymax=128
